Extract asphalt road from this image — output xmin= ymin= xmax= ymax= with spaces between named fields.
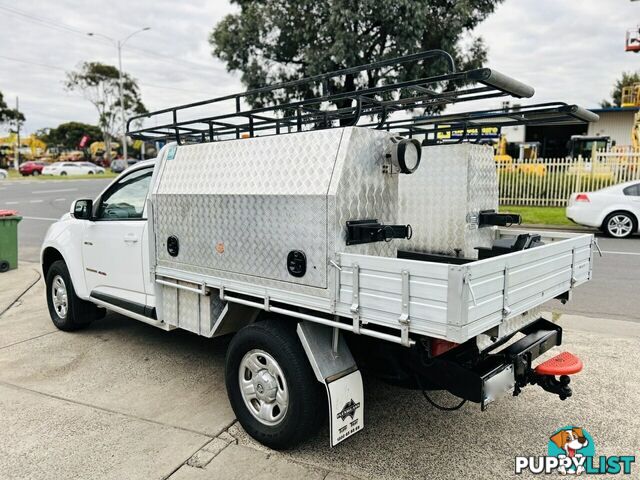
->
xmin=1 ymin=177 xmax=639 ymax=322
xmin=556 ymin=235 xmax=640 ymax=322
xmin=0 ymin=178 xmax=112 ymax=262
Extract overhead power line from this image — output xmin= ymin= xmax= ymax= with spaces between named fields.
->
xmin=0 ymin=4 xmax=87 ymax=36
xmin=0 ymin=55 xmax=212 ymax=96
xmin=0 ymin=3 xmax=220 ymax=72
xmin=0 ymin=54 xmax=67 ymax=72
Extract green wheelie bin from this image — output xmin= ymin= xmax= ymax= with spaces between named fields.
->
xmin=0 ymin=210 xmax=22 ymax=272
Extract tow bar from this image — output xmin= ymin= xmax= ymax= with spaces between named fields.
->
xmin=519 ymin=351 xmax=583 ymax=400
xmin=488 ymin=319 xmax=583 ymax=407
xmin=415 ymin=318 xmax=584 ymax=409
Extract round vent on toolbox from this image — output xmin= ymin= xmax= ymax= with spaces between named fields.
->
xmin=167 ymin=236 xmax=179 ymax=257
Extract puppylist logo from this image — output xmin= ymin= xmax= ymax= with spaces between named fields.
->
xmin=515 ymin=426 xmax=635 ymax=475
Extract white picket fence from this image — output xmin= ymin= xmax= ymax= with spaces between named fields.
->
xmin=497 ymin=149 xmax=640 ymax=207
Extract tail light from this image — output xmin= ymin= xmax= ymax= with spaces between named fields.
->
xmin=575 ymin=194 xmax=590 ymax=202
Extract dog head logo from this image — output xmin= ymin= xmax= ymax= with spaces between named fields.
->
xmin=547 ymin=426 xmax=595 ymax=475
xmin=550 ymin=427 xmax=589 ymax=458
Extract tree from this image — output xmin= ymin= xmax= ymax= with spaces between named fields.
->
xmin=65 ymin=62 xmax=146 ymax=161
xmin=39 ymin=121 xmax=103 ymax=150
xmin=0 ymin=90 xmax=25 ymax=127
xmin=601 ymin=71 xmax=640 ymax=108
xmin=210 ymin=0 xmax=502 ymax=116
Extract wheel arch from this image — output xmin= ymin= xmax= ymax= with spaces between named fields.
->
xmin=42 ymin=246 xmax=64 ymax=277
xmin=41 ymin=245 xmax=89 ymax=298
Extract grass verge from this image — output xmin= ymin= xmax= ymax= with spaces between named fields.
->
xmin=501 ymin=205 xmax=574 ymax=226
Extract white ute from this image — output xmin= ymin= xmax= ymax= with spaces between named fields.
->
xmin=42 ymin=51 xmax=598 ymax=449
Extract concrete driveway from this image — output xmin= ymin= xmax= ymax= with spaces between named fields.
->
xmin=1 ymin=264 xmax=639 ymax=479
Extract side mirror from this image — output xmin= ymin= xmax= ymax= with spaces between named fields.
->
xmin=72 ymin=199 xmax=93 ymax=220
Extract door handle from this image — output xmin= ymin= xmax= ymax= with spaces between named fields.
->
xmin=124 ymin=233 xmax=139 ymax=244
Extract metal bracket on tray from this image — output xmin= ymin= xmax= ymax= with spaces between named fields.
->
xmin=593 ymin=240 xmax=603 ymax=257
xmin=398 ymin=270 xmax=411 ymax=347
xmin=350 ymin=263 xmax=361 ymax=334
xmin=502 ymin=266 xmax=511 ymax=317
xmin=464 ymin=272 xmax=478 ymax=307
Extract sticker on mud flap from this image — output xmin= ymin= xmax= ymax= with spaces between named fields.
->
xmin=327 ymin=369 xmax=364 ymax=446
xmin=167 ymin=145 xmax=177 ymax=160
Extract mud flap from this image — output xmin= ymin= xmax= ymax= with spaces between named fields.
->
xmin=296 ymin=321 xmax=364 ymax=447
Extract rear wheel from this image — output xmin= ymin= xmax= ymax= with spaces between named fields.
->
xmin=604 ymin=212 xmax=636 ymax=238
xmin=225 ymin=319 xmax=325 ymax=449
xmin=45 ymin=260 xmax=104 ymax=331
xmin=32 ymin=170 xmax=40 ymax=176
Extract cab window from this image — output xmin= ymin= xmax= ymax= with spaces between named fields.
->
xmin=97 ymin=168 xmax=153 ymax=220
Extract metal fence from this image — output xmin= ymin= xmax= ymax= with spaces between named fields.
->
xmin=497 ymin=149 xmax=640 ymax=207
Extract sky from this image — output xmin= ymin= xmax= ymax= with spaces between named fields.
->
xmin=1 ymin=0 xmax=640 ymax=136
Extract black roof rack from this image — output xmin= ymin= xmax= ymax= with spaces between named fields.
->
xmin=127 ymin=50 xmax=595 ymax=145
xmin=378 ymin=102 xmax=600 ymax=143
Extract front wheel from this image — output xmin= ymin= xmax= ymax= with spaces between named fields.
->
xmin=60 ymin=171 xmax=67 ymax=176
xmin=604 ymin=212 xmax=636 ymax=238
xmin=225 ymin=319 xmax=325 ymax=450
xmin=45 ymin=260 xmax=104 ymax=331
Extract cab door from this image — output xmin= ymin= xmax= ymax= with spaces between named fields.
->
xmin=82 ymin=166 xmax=154 ymax=312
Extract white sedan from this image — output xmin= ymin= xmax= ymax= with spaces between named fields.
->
xmin=566 ymin=180 xmax=640 ymax=238
xmin=42 ymin=162 xmax=97 ymax=176
xmin=78 ymin=162 xmax=105 ymax=174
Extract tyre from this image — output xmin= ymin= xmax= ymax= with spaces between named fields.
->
xmin=603 ymin=212 xmax=636 ymax=238
xmin=88 ymin=171 xmax=94 ymax=175
xmin=225 ymin=319 xmax=325 ymax=449
xmin=0 ymin=260 xmax=9 ymax=273
xmin=32 ymin=170 xmax=40 ymax=176
xmin=60 ymin=171 xmax=67 ymax=176
xmin=45 ymin=260 xmax=104 ymax=331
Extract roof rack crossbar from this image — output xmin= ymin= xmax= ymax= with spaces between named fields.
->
xmin=369 ymin=103 xmax=599 ymax=141
xmin=130 ymin=83 xmax=507 ymax=141
xmin=127 ymin=49 xmax=542 ymax=143
xmin=126 ymin=51 xmax=598 ymax=147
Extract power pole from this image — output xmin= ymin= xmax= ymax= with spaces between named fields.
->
xmin=87 ymin=27 xmax=150 ymax=162
xmin=117 ymin=40 xmax=127 ymax=161
xmin=13 ymin=96 xmax=20 ymax=171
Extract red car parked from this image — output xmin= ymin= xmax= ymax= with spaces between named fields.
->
xmin=19 ymin=161 xmax=46 ymax=176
